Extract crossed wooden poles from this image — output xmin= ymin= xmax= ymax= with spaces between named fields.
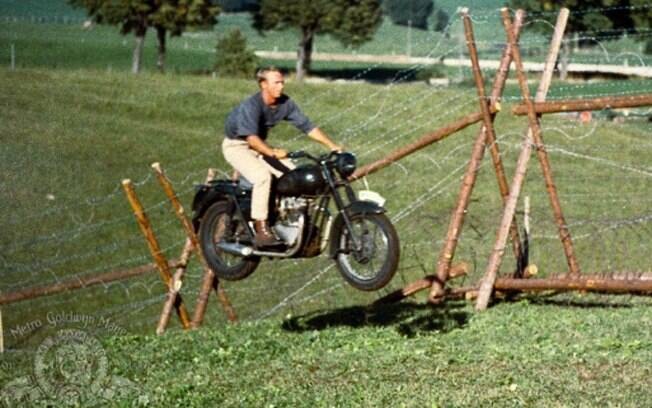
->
xmin=122 ymin=165 xmax=236 ymax=335
xmin=353 ymin=7 xmax=533 ymax=306
xmin=359 ymin=7 xmax=652 ymax=308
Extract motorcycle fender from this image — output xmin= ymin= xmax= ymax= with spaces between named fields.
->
xmin=347 ymin=200 xmax=386 ymax=215
xmin=191 ymin=184 xmax=231 ymax=229
xmin=328 ymin=200 xmax=386 ymax=258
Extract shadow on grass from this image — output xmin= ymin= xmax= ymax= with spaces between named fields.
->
xmin=308 ymin=67 xmax=423 ymax=83
xmin=189 ymin=66 xmax=427 ymax=83
xmin=281 ymin=301 xmax=469 ymax=338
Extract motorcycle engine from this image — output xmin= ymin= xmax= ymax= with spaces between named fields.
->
xmin=273 ymin=197 xmax=309 ymax=246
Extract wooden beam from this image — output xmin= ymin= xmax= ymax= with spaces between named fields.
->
xmin=349 ymin=109 xmax=495 ymax=181
xmin=495 ymin=276 xmax=652 ymax=292
xmin=0 ymin=261 xmax=177 ymax=305
xmin=512 ymin=94 xmax=652 ymax=115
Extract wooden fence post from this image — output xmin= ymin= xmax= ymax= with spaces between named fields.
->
xmin=475 ymin=8 xmax=570 ymax=311
xmin=428 ymin=8 xmax=525 ymax=302
xmin=122 ymin=179 xmax=192 ymax=330
xmin=151 ymin=164 xmax=238 ymax=326
xmin=156 ymin=239 xmax=193 ymax=335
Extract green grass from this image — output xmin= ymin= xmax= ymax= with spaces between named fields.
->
xmin=3 ymin=295 xmax=652 ymax=406
xmin=0 ymin=4 xmax=652 ymax=406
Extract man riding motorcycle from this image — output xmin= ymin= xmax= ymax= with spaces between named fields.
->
xmin=222 ymin=67 xmax=343 ymax=247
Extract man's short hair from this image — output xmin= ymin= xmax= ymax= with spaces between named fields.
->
xmin=256 ymin=67 xmax=282 ymax=84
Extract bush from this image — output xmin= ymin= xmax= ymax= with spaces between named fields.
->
xmin=383 ymin=0 xmax=433 ymax=30
xmin=645 ymin=39 xmax=652 ymax=55
xmin=217 ymin=0 xmax=259 ymax=12
xmin=214 ymin=29 xmax=259 ymax=78
xmin=415 ymin=64 xmax=447 ymax=81
xmin=433 ymin=8 xmax=449 ymax=33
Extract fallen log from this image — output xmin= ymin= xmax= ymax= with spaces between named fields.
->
xmin=494 ymin=275 xmax=652 ymax=293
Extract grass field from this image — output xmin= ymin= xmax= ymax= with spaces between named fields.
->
xmin=1 ymin=1 xmax=652 ymax=406
xmin=2 ymin=295 xmax=652 ymax=406
xmin=1 ymin=65 xmax=651 ymax=337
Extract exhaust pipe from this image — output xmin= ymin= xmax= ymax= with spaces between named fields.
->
xmin=217 ymin=242 xmax=254 ymax=257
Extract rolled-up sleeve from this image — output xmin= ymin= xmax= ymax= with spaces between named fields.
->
xmin=286 ymin=99 xmax=315 ymax=134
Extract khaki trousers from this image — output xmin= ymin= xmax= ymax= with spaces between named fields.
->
xmin=222 ymin=137 xmax=295 ymax=220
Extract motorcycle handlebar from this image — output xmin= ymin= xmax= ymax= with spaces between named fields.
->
xmin=288 ymin=150 xmax=340 ymax=163
xmin=287 ymin=150 xmax=307 ymax=159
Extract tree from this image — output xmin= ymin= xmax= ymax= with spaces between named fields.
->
xmin=631 ymin=0 xmax=652 ymax=54
xmin=252 ymin=0 xmax=383 ymax=82
xmin=68 ymin=0 xmax=220 ymax=73
xmin=214 ymin=28 xmax=260 ymax=77
xmin=217 ymin=0 xmax=258 ymax=12
xmin=433 ymin=7 xmax=449 ymax=36
xmin=383 ymin=0 xmax=433 ymax=30
xmin=508 ymin=0 xmax=652 ymax=76
xmin=152 ymin=1 xmax=220 ymax=72
xmin=509 ymin=0 xmax=641 ymax=41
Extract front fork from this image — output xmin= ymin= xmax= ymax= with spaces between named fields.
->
xmin=324 ymin=172 xmax=363 ymax=252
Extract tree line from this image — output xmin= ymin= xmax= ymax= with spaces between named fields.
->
xmin=69 ymin=0 xmax=450 ymax=79
xmin=70 ymin=0 xmax=652 ymax=80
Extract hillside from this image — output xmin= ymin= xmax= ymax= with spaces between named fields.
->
xmin=4 ymin=297 xmax=652 ymax=406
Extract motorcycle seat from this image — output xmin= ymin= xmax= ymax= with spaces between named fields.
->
xmin=236 ymin=177 xmax=253 ymax=192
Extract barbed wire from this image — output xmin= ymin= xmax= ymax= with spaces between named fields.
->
xmin=4 ymin=6 xmax=652 ymax=344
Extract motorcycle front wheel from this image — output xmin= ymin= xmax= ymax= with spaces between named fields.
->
xmin=199 ymin=201 xmax=260 ymax=280
xmin=333 ymin=213 xmax=399 ymax=291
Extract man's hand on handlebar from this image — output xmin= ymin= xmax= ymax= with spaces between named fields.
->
xmin=272 ymin=148 xmax=288 ymax=159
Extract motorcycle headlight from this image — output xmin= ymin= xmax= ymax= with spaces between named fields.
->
xmin=336 ymin=152 xmax=357 ymax=178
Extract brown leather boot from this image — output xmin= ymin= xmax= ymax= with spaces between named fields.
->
xmin=254 ymin=220 xmax=283 ymax=247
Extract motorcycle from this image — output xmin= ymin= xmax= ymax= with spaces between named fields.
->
xmin=191 ymin=150 xmax=400 ymax=291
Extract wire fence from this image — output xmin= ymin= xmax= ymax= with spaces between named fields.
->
xmin=2 ymin=5 xmax=652 ymax=352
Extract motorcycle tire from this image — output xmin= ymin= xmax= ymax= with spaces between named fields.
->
xmin=333 ymin=213 xmax=399 ymax=291
xmin=199 ymin=201 xmax=260 ymax=281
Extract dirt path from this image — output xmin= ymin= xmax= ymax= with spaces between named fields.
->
xmin=255 ymin=51 xmax=652 ymax=78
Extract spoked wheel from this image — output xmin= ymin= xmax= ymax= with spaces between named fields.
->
xmin=333 ymin=213 xmax=399 ymax=291
xmin=198 ymin=201 xmax=259 ymax=280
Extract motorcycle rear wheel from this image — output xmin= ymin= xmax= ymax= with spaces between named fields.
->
xmin=199 ymin=201 xmax=260 ymax=281
xmin=333 ymin=213 xmax=399 ymax=291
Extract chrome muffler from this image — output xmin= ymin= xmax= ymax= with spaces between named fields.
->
xmin=217 ymin=216 xmax=305 ymax=258
xmin=217 ymin=241 xmax=297 ymax=258
xmin=216 ymin=242 xmax=254 ymax=257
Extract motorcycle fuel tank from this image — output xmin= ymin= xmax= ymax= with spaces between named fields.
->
xmin=276 ymin=165 xmax=326 ymax=196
